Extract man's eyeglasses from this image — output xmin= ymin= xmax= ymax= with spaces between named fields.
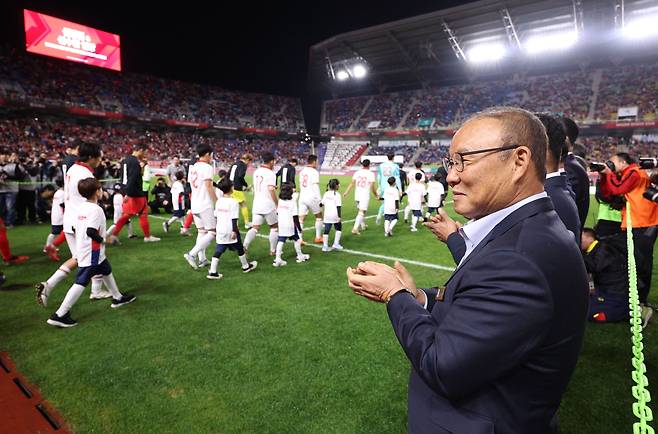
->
xmin=442 ymin=145 xmax=520 ymax=173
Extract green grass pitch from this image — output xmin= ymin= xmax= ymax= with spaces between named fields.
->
xmin=1 ymin=174 xmax=656 ymax=433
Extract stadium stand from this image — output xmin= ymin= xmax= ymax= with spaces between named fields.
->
xmin=0 ymin=46 xmax=305 ymax=132
xmin=323 ymin=65 xmax=657 ymax=131
xmin=320 ymin=142 xmax=369 ymax=169
xmin=0 ymin=118 xmax=310 ymax=164
xmin=595 ymin=63 xmax=658 ymax=122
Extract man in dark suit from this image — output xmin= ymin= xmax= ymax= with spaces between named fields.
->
xmin=446 ymin=113 xmax=581 ymax=264
xmin=537 ymin=113 xmax=581 ymax=242
xmin=347 ymin=107 xmax=588 ymax=434
xmin=562 ymin=117 xmax=590 ymax=228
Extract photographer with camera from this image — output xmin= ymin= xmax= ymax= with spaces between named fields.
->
xmin=16 ymin=153 xmax=39 ymax=225
xmin=0 ymin=151 xmax=23 ymax=228
xmin=590 ymin=160 xmax=624 ymax=237
xmin=149 ymin=177 xmax=172 ymax=214
xmin=599 ymin=152 xmax=658 ymax=308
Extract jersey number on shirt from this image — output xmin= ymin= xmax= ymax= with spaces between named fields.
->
xmin=255 ymin=175 xmax=264 ymax=192
xmin=190 ymin=170 xmax=199 ymax=189
xmin=357 ymin=176 xmax=367 ymax=188
xmin=301 ymin=174 xmax=308 ymax=188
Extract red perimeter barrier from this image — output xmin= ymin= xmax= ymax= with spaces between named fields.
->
xmin=0 ymin=352 xmax=71 ymax=434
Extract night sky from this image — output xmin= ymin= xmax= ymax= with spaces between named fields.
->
xmin=0 ymin=0 xmax=466 ymax=132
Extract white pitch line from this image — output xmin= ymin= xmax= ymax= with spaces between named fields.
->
xmin=299 ymin=214 xmax=377 ymax=231
xmin=253 ymin=233 xmax=455 ymax=271
xmin=149 ymin=214 xmax=455 ymax=271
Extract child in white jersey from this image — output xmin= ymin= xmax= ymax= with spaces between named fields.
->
xmin=426 ymin=173 xmax=446 ymax=218
xmin=406 ymin=172 xmax=427 ymax=232
xmin=107 ymin=183 xmax=134 ymax=240
xmin=206 ymin=178 xmax=257 ymax=279
xmin=42 ymin=179 xmax=65 ymax=261
xmin=46 ymin=178 xmax=136 ymax=328
xmin=273 ymin=183 xmax=310 ymax=267
xmin=383 ymin=177 xmax=401 ymax=237
xmin=163 ymin=171 xmax=188 ymax=233
xmin=321 ymin=179 xmax=343 ymax=252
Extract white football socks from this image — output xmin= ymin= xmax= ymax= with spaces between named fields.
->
xmin=269 ymin=229 xmax=279 ymax=253
xmin=275 ymin=241 xmax=284 ymax=261
xmin=238 ymin=254 xmax=249 ymax=268
xmin=244 ymin=228 xmax=258 ymax=249
xmin=90 ymin=276 xmax=104 ymax=295
xmin=294 ymin=239 xmax=303 ymax=256
xmin=210 ymin=257 xmax=220 ymax=274
xmin=102 ymin=273 xmax=123 ymax=299
xmin=315 ymin=219 xmax=323 ymax=239
xmin=56 ymin=284 xmax=85 ymax=317
xmin=333 ymin=231 xmax=342 ymax=246
xmin=46 ymin=265 xmax=71 ymax=293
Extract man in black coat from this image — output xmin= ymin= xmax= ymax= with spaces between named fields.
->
xmin=562 ymin=117 xmax=590 ymax=228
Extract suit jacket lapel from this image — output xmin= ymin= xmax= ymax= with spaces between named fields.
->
xmin=443 ymin=197 xmax=554 ymax=287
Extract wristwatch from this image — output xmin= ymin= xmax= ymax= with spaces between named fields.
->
xmin=386 ymin=288 xmax=412 ymax=303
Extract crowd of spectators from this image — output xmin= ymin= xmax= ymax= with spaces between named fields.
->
xmin=0 ymin=116 xmax=311 ymax=227
xmin=356 ymin=92 xmax=414 ymax=130
xmin=324 ymin=96 xmax=370 ymax=131
xmin=414 ymin=145 xmax=449 ymax=165
xmin=595 ymin=63 xmax=658 ymax=122
xmin=324 ymin=64 xmax=658 ymax=131
xmin=580 ymin=136 xmax=658 ymax=162
xmin=0 ymin=46 xmax=304 ymax=132
xmin=365 ymin=144 xmax=417 ymax=163
xmin=0 ymin=118 xmax=309 ymax=164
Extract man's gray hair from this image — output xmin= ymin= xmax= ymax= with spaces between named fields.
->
xmin=464 ymin=106 xmax=548 ymax=182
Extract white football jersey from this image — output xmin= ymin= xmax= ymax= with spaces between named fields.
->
xmin=298 ymin=166 xmax=321 ymax=200
xmin=188 ymin=161 xmax=214 ymax=213
xmin=352 ymin=169 xmax=375 ymax=202
xmin=277 ymin=198 xmax=299 ymax=237
xmin=75 ymin=201 xmax=106 ymax=267
xmin=170 ymin=181 xmax=185 ymax=211
xmin=406 ymin=183 xmax=426 ymax=210
xmin=113 ymin=193 xmax=124 ymax=223
xmin=383 ymin=186 xmax=401 ymax=215
xmin=252 ymin=166 xmax=277 ymax=214
xmin=427 ymin=181 xmax=445 ymax=208
xmin=214 ymin=196 xmax=240 ymax=244
xmin=321 ymin=191 xmax=342 ymax=224
xmin=51 ymin=188 xmax=64 ymax=226
xmin=63 ymin=162 xmax=95 ymax=233
xmin=408 ymin=169 xmax=426 ymax=184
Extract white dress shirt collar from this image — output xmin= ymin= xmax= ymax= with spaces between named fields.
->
xmin=458 ymin=192 xmax=548 ymax=265
xmin=546 ymin=171 xmax=562 ymax=179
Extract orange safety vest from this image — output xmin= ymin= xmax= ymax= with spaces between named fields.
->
xmin=621 ymin=165 xmax=658 ymax=229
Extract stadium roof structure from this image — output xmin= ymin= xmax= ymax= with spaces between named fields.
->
xmin=309 ymin=0 xmax=658 ymax=97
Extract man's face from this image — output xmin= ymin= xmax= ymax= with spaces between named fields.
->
xmin=447 ymin=118 xmax=520 ymax=220
xmin=173 ymin=157 xmax=180 ymax=166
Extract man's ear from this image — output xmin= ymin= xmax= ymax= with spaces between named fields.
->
xmin=512 ymin=146 xmax=533 ymax=179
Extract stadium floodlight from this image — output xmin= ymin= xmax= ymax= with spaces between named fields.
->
xmin=352 ymin=64 xmax=367 ymax=78
xmin=336 ymin=70 xmax=349 ymax=81
xmin=465 ymin=43 xmax=506 ymax=63
xmin=623 ymin=16 xmax=658 ymax=39
xmin=524 ymin=31 xmax=578 ymax=54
